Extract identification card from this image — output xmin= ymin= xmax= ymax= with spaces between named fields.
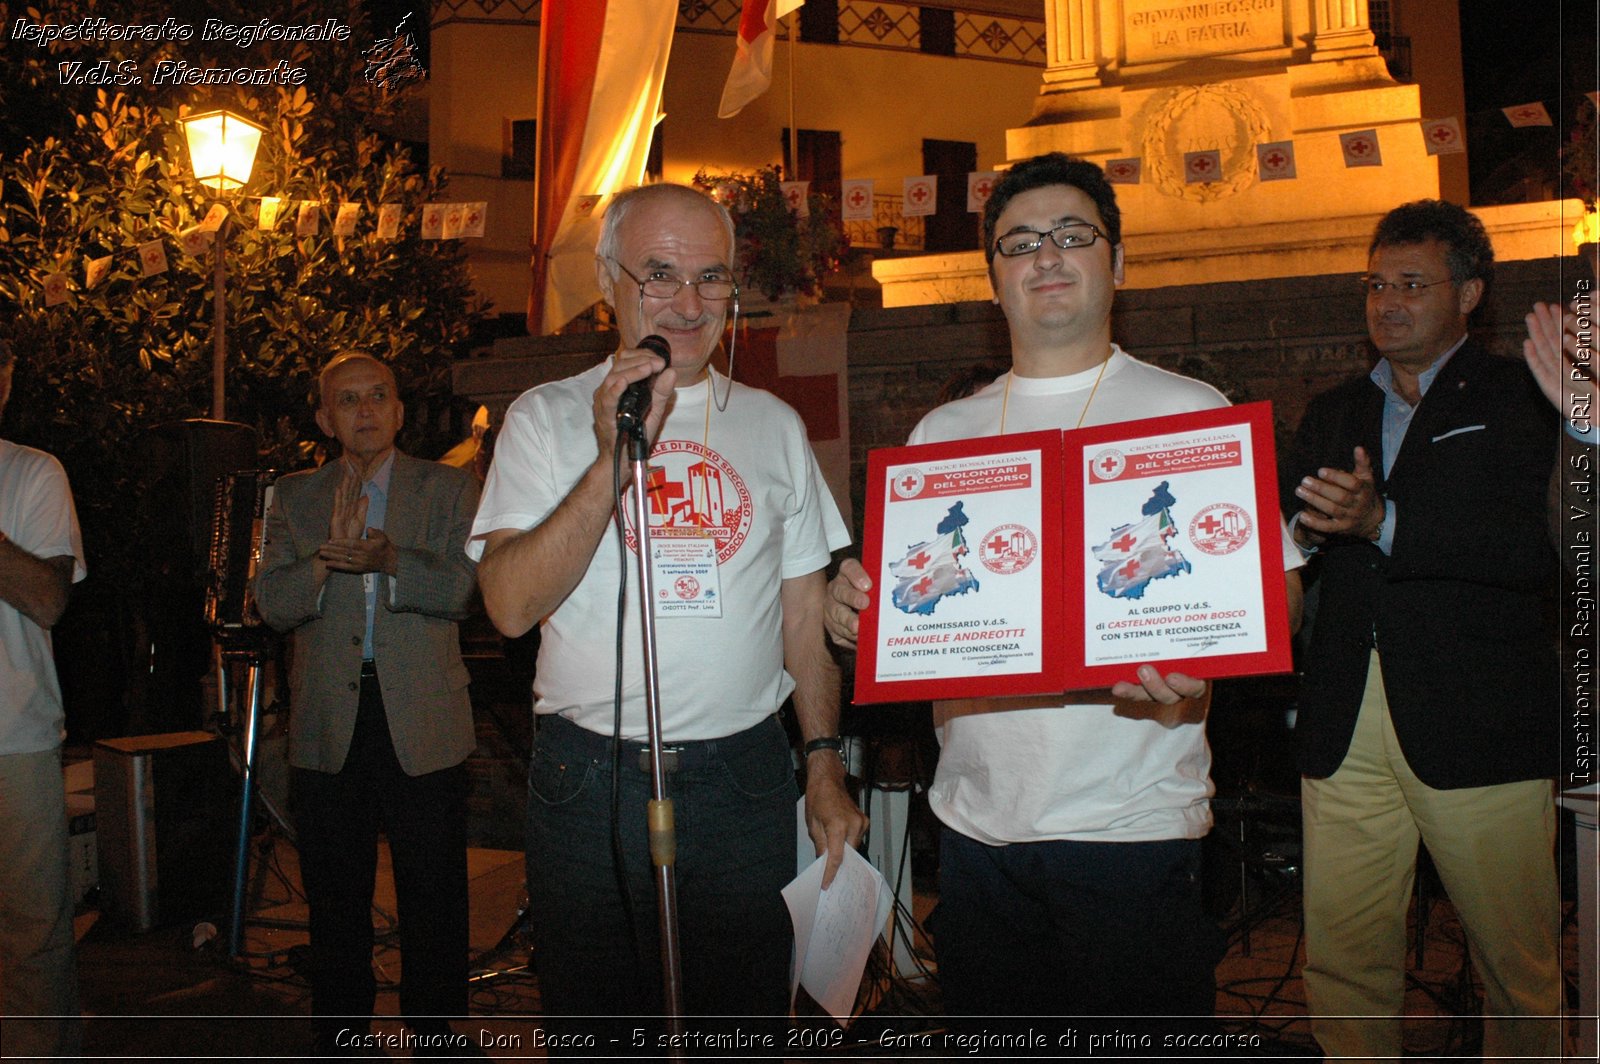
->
xmin=650 ymin=538 xmax=721 ymax=618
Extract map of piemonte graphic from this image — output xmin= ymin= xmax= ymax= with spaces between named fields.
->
xmin=889 ymin=502 xmax=981 ymax=616
xmin=1091 ymin=480 xmax=1192 ymax=599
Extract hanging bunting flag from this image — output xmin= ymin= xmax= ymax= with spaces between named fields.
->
xmin=421 ymin=203 xmax=444 ymax=240
xmin=1420 ymin=118 xmax=1465 ymax=156
xmin=463 ymin=202 xmax=488 ymax=238
xmin=840 ymin=179 xmax=874 ymax=221
xmin=442 ymin=203 xmax=466 ymax=239
xmin=780 ymin=180 xmax=810 ymax=217
xmin=531 ymin=0 xmax=678 ymax=334
xmin=42 ymin=273 xmax=69 ymax=307
xmin=1183 ymin=149 xmax=1222 ymax=183
xmin=1339 ymin=130 xmax=1382 ymax=167
xmin=178 ymin=226 xmax=213 ymax=258
xmin=258 ymin=197 xmax=283 ymax=230
xmin=1104 ymin=158 xmax=1142 ymax=185
xmin=377 ymin=203 xmax=402 ymax=239
xmin=334 ymin=203 xmax=361 ymax=237
xmin=138 ymin=239 xmax=168 ymax=277
xmin=967 ymin=171 xmax=999 ymax=213
xmin=1503 ymin=102 xmax=1553 ymax=127
xmin=198 ymin=204 xmax=228 ymax=233
xmin=902 ymin=175 xmax=937 ymax=217
xmin=1255 ymin=141 xmax=1297 ymax=181
xmin=84 ymin=255 xmax=112 ymax=290
xmin=719 ymin=0 xmax=806 ymax=119
xmin=296 ymin=202 xmax=321 ymax=236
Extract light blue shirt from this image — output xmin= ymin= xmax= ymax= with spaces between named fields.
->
xmin=1366 ymin=336 xmax=1467 ymax=554
xmin=358 ymin=452 xmax=394 ymax=659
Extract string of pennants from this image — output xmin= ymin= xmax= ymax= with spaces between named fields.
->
xmin=35 ymin=197 xmax=491 ymax=308
xmin=773 ymin=97 xmax=1593 ymax=223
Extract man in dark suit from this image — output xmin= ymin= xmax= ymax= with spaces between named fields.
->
xmin=257 ymin=353 xmax=481 ymax=1056
xmin=1282 ymin=200 xmax=1562 ymax=1059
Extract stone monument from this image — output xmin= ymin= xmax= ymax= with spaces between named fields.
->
xmin=875 ymin=0 xmax=1575 ymax=306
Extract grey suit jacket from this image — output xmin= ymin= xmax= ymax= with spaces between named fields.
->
xmin=255 ymin=451 xmax=480 ymax=776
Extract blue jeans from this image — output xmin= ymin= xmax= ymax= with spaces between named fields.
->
xmin=525 ymin=714 xmax=796 ymax=1041
xmin=934 ymin=827 xmax=1223 ymax=1028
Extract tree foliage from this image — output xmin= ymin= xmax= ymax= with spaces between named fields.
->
xmin=0 ymin=0 xmax=483 ymax=596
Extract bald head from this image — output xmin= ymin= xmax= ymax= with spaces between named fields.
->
xmin=319 ymin=353 xmax=397 ymax=410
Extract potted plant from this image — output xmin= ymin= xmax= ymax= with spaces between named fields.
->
xmin=693 ymin=166 xmax=845 ymax=303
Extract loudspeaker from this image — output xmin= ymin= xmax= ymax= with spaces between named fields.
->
xmin=93 ymin=732 xmax=236 ymax=931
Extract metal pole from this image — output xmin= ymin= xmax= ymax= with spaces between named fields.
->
xmin=211 ymin=216 xmax=227 ymax=420
xmin=624 ymin=426 xmax=685 ymax=1046
xmin=787 ymin=15 xmax=798 ymax=180
xmin=228 ymin=657 xmax=264 ymax=957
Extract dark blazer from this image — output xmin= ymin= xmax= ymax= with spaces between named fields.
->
xmin=255 ymin=452 xmax=480 ymax=776
xmin=1281 ymin=342 xmax=1560 ymax=789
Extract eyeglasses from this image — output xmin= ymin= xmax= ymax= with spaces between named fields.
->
xmin=994 ymin=222 xmax=1110 ymax=258
xmin=1361 ymin=277 xmax=1452 ymax=298
xmin=611 ymin=260 xmax=738 ymax=302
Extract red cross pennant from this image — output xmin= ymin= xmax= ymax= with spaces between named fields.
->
xmin=913 ymin=575 xmax=934 ymax=596
xmin=906 ymin=550 xmax=932 ymax=570
xmin=785 ymin=188 xmax=803 ymax=209
xmin=1111 ymin=532 xmax=1138 ymax=553
xmin=1117 ymin=559 xmax=1141 ymax=580
xmin=467 ymin=209 xmax=482 ymax=226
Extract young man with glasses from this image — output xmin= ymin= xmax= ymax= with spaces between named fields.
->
xmin=470 ymin=183 xmax=865 ymax=1039
xmin=1282 ymin=200 xmax=1563 ymax=1059
xmin=826 ymin=153 xmax=1304 ymax=1031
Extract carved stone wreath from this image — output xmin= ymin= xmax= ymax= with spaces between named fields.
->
xmin=1140 ymin=83 xmax=1273 ymax=203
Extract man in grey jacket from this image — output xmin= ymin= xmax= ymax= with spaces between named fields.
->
xmin=257 ymin=353 xmax=480 ymax=1055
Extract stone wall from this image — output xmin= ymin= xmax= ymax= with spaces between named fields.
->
xmin=453 ymin=255 xmax=1583 ymax=542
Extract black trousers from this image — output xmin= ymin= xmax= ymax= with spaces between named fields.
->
xmin=293 ymin=668 xmax=470 ymax=1035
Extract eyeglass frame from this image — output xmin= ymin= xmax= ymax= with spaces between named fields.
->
xmin=608 ymin=258 xmax=739 ymax=303
xmin=1360 ymin=276 xmax=1454 ymax=298
xmin=993 ymin=221 xmax=1112 ymax=258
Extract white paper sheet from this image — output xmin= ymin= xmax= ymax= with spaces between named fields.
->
xmin=781 ymin=844 xmax=894 ymax=1026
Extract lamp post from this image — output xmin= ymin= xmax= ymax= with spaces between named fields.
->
xmin=179 ymin=109 xmax=264 ymax=421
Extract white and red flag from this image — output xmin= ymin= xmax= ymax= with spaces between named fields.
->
xmin=1502 ymin=102 xmax=1552 ymax=127
xmin=840 ymin=179 xmax=874 ymax=221
xmin=529 ymin=0 xmax=677 ymax=334
xmin=1339 ymin=129 xmax=1383 ymax=168
xmin=1255 ymin=141 xmax=1297 ymax=181
xmin=718 ymin=0 xmax=805 ymax=119
xmin=1420 ymin=118 xmax=1465 ymax=156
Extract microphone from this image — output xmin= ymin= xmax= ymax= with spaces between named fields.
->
xmin=616 ymin=335 xmax=671 ymax=433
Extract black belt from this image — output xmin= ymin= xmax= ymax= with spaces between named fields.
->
xmin=536 ymin=712 xmax=781 ymax=775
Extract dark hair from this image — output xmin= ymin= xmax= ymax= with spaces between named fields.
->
xmin=982 ymin=153 xmax=1122 ymax=263
xmin=1369 ymin=199 xmax=1494 ymax=286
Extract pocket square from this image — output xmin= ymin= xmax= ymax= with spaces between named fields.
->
xmin=1431 ymin=425 xmax=1486 ymax=442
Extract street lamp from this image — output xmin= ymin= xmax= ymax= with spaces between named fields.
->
xmin=179 ymin=109 xmax=264 ymax=419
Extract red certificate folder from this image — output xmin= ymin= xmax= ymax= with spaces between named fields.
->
xmin=855 ymin=402 xmax=1292 ymax=704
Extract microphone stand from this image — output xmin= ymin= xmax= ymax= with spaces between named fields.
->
xmin=620 ymin=416 xmax=687 ymax=1046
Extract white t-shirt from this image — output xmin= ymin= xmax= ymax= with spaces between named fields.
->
xmin=0 ymin=439 xmax=87 ymax=755
xmin=909 ymin=347 xmax=1301 ymax=845
xmin=470 ymin=361 xmax=849 ymax=740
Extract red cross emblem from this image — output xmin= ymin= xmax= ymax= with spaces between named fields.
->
xmin=1117 ymin=559 xmax=1141 ymax=579
xmin=906 ymin=550 xmax=931 ymax=570
xmin=1110 ymin=163 xmax=1132 ymax=178
xmin=987 ymin=535 xmax=1009 ymax=555
xmin=1265 ymin=151 xmax=1286 ymax=168
xmin=899 ymin=474 xmax=919 ymax=494
xmin=1099 ymin=456 xmax=1119 ymax=474
xmin=1349 ymin=138 xmax=1372 ymax=156
xmin=909 ymin=182 xmax=929 ymax=204
xmin=467 ymin=209 xmax=482 ymax=225
xmin=1430 ymin=125 xmax=1456 ymax=143
xmin=1191 ymin=156 xmax=1214 ymax=173
xmin=974 ymin=179 xmax=993 ymax=200
xmin=913 ymin=575 xmax=934 ymax=595
xmin=1515 ymin=108 xmax=1537 ymax=120
xmin=848 ymin=188 xmax=867 ymax=208
xmin=1111 ymin=532 xmax=1137 ymax=553
xmin=785 ymin=187 xmax=803 ymax=209
xmin=1196 ymin=515 xmax=1224 ymax=536
xmin=142 ymin=247 xmax=162 ymax=266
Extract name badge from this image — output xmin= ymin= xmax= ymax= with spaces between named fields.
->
xmin=650 ymin=538 xmax=721 ymax=618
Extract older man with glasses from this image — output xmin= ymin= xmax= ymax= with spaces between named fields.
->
xmin=470 ymin=182 xmax=865 ymax=1044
